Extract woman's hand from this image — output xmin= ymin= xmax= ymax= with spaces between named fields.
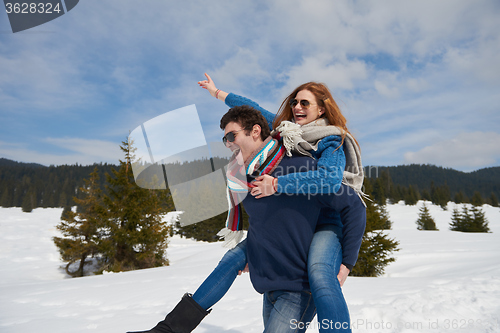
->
xmin=237 ymin=263 xmax=249 ymax=275
xmin=337 ymin=264 xmax=350 ymax=287
xmin=198 ymin=73 xmax=228 ymax=101
xmin=250 ymin=175 xmax=277 ymax=199
xmin=198 ymin=73 xmax=218 ymax=96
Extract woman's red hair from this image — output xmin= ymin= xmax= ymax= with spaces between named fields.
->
xmin=273 ymin=82 xmax=359 ymax=148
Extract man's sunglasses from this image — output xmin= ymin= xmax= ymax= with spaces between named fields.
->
xmin=289 ymin=99 xmax=317 ymax=109
xmin=222 ymin=128 xmax=248 ymax=144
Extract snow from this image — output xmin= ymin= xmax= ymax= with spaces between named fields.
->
xmin=1 ymin=202 xmax=499 ymax=333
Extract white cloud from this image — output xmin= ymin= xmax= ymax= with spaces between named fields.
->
xmin=374 ymin=80 xmax=399 ymax=98
xmin=404 ymin=132 xmax=500 ymax=171
xmin=278 ymin=54 xmax=368 ymax=96
xmin=209 ymin=47 xmax=271 ymax=92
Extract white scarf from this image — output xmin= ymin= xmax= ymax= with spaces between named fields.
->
xmin=273 ymin=119 xmax=367 ymax=205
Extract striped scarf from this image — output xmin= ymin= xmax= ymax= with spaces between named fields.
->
xmin=217 ymin=137 xmax=285 ymax=248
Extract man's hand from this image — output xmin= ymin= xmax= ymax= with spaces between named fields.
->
xmin=337 ymin=264 xmax=350 ymax=287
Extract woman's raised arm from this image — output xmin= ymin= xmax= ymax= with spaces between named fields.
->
xmin=198 ymin=73 xmax=229 ymax=101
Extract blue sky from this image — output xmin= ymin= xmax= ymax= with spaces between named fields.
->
xmin=1 ymin=0 xmax=499 ymax=172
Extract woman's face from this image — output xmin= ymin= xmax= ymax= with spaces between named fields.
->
xmin=291 ymin=89 xmax=324 ymax=125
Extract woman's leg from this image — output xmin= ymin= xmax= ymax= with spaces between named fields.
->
xmin=192 ymin=239 xmax=248 ymax=310
xmin=308 ymin=225 xmax=351 ymax=332
xmin=127 ymin=240 xmax=248 ymax=333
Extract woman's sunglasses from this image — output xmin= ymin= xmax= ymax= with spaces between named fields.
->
xmin=222 ymin=128 xmax=247 ymax=144
xmin=289 ymin=99 xmax=317 ymax=109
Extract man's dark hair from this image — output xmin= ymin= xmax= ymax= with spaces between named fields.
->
xmin=220 ymin=105 xmax=271 ymax=140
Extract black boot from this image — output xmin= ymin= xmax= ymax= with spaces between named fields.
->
xmin=127 ymin=293 xmax=210 ymax=333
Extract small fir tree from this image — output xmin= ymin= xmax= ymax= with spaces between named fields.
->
xmin=100 ymin=140 xmax=173 ymax=272
xmin=431 ymin=182 xmax=450 ymax=209
xmin=53 ymin=168 xmax=106 ymax=277
xmin=0 ymin=185 xmax=12 ymax=207
xmin=372 ymin=178 xmax=387 ymax=206
xmin=489 ymin=192 xmax=499 ymax=207
xmin=470 ymin=206 xmax=490 ymax=232
xmin=351 ymin=179 xmax=399 ymax=277
xmin=453 ymin=191 xmax=468 ymax=204
xmin=404 ymin=185 xmax=419 ymax=206
xmin=416 ymin=203 xmax=438 ymax=230
xmin=449 ymin=204 xmax=490 ymax=233
xmin=21 ymin=187 xmax=36 ymax=212
xmin=470 ymin=191 xmax=484 ymax=206
xmin=420 ymin=189 xmax=431 ymax=202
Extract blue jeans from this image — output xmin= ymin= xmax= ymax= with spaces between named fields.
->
xmin=192 ymin=239 xmax=247 ymax=310
xmin=263 ymin=290 xmax=316 ymax=333
xmin=308 ymin=224 xmax=351 ymax=332
xmin=191 ymin=227 xmax=351 ymax=332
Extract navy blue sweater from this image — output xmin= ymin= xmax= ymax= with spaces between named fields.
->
xmin=242 ymin=155 xmax=366 ymax=294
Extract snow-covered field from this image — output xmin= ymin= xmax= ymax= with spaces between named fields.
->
xmin=1 ymin=202 xmax=499 ymax=333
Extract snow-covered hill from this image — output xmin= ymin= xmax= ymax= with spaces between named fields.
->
xmin=1 ymin=202 xmax=499 ymax=333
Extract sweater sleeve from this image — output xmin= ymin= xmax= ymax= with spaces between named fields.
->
xmin=318 ymin=184 xmax=367 ymax=269
xmin=277 ymin=136 xmax=346 ymax=195
xmin=225 ymin=93 xmax=275 ymax=132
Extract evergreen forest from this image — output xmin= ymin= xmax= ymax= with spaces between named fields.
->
xmin=2 ymin=158 xmax=498 ymax=212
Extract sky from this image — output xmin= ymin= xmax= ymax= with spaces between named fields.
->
xmin=1 ymin=0 xmax=499 ymax=172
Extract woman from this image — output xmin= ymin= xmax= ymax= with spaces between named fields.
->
xmin=128 ymin=75 xmax=365 ymax=333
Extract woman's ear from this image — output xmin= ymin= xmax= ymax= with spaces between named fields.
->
xmin=319 ymin=108 xmax=325 ymax=116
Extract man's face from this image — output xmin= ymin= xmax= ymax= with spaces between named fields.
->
xmin=223 ymin=121 xmax=258 ymax=158
xmin=223 ymin=121 xmax=247 ymax=151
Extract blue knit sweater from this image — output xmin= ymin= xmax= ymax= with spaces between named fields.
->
xmin=226 ymin=93 xmax=346 ymax=195
xmin=226 ymin=93 xmax=365 ymax=270
xmin=243 ymin=155 xmax=366 ymax=294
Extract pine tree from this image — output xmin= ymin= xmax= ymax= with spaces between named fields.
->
xmin=389 ymin=184 xmax=403 ymax=204
xmin=449 ymin=204 xmax=490 ymax=233
xmin=470 ymin=206 xmax=490 ymax=233
xmin=420 ymin=189 xmax=431 ymax=201
xmin=490 ymin=192 xmax=499 ymax=207
xmin=372 ymin=178 xmax=387 ymax=206
xmin=431 ymin=182 xmax=450 ymax=209
xmin=0 ymin=184 xmax=12 ymax=207
xmin=453 ymin=191 xmax=468 ymax=204
xmin=404 ymin=185 xmax=419 ymax=205
xmin=53 ymin=168 xmax=106 ymax=277
xmin=21 ymin=187 xmax=36 ymax=212
xmin=351 ymin=179 xmax=399 ymax=277
xmin=449 ymin=207 xmax=463 ymax=231
xmin=100 ymin=140 xmax=173 ymax=272
xmin=416 ymin=203 xmax=438 ymax=230
xmin=470 ymin=191 xmax=484 ymax=206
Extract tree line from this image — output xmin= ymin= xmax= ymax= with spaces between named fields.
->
xmin=2 ymin=160 xmax=498 ymax=213
xmin=364 ymin=165 xmax=499 ymax=208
